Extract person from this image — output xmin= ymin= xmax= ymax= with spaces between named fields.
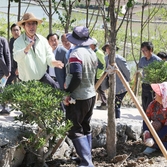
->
xmin=61 ymin=33 xmax=73 ymax=50
xmin=13 ymin=13 xmax=64 ymax=88
xmin=0 ymin=36 xmax=11 ymax=115
xmin=63 ymin=26 xmax=97 ymax=167
xmin=46 ymin=33 xmax=67 ymax=90
xmin=90 ymin=38 xmax=107 ymax=110
xmin=142 ymin=82 xmax=167 ymax=155
xmin=6 ymin=24 xmax=21 ymax=85
xmin=157 ymin=51 xmax=167 ymax=61
xmin=102 ymin=42 xmax=130 ymax=118
xmin=138 ymin=42 xmax=161 ymax=131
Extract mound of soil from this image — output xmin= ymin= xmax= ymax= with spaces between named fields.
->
xmin=47 ymin=140 xmax=167 ymax=167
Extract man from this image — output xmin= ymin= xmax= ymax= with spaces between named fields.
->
xmin=102 ymin=43 xmax=130 ymax=118
xmin=64 ymin=26 xmax=97 ymax=167
xmin=13 ymin=13 xmax=64 ymax=88
xmin=7 ymin=23 xmax=21 ymax=85
xmin=138 ymin=42 xmax=161 ymax=132
xmin=61 ymin=33 xmax=73 ymax=50
xmin=90 ymin=38 xmax=107 ymax=110
xmin=0 ymin=37 xmax=11 ymax=115
xmin=47 ymin=33 xmax=67 ymax=90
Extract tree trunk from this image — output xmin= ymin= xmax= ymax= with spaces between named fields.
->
xmin=49 ymin=0 xmax=52 ymax=33
xmin=105 ymin=0 xmax=117 ymax=159
xmin=7 ymin=0 xmax=10 ymax=42
xmin=17 ymin=0 xmax=21 ymax=21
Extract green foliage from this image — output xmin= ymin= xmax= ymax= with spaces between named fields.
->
xmin=143 ymin=61 xmax=167 ymax=84
xmin=0 ymin=80 xmax=72 ymax=161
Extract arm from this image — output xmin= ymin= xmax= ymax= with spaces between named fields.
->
xmin=0 ymin=38 xmax=11 ymax=77
xmin=116 ymin=56 xmax=130 ymax=82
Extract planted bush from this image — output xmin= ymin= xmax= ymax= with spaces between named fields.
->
xmin=0 ymin=80 xmax=72 ymax=167
xmin=143 ymin=61 xmax=167 ymax=84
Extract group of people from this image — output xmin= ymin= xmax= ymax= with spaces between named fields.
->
xmin=1 ymin=12 xmax=167 ymax=166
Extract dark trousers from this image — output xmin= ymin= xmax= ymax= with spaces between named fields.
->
xmin=39 ymin=73 xmax=60 ymax=89
xmin=142 ymin=83 xmax=154 ymax=132
xmin=6 ymin=70 xmax=17 ymax=85
xmin=66 ymin=96 xmax=96 ymax=140
xmin=115 ymin=92 xmax=127 ymax=118
xmin=96 ymin=79 xmax=107 ymax=106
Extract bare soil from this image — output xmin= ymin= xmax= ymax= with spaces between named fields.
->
xmin=47 ymin=140 xmax=167 ymax=167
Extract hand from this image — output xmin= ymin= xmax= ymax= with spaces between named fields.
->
xmin=15 ymin=68 xmax=19 ymax=76
xmin=63 ymin=96 xmax=70 ymax=106
xmin=24 ymin=41 xmax=34 ymax=53
xmin=6 ymin=72 xmax=11 ymax=78
xmin=52 ymin=60 xmax=64 ymax=69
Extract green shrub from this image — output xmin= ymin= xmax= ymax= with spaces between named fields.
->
xmin=0 ymin=80 xmax=72 ymax=166
xmin=143 ymin=61 xmax=167 ymax=84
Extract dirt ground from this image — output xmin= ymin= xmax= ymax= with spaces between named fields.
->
xmin=47 ymin=140 xmax=167 ymax=167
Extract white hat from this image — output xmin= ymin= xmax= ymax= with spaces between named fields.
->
xmin=92 ymin=38 xmax=98 ymax=45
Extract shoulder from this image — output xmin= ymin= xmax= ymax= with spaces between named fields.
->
xmin=152 ymin=54 xmax=161 ymax=61
xmin=57 ymin=45 xmax=68 ymax=52
xmin=96 ymin=49 xmax=105 ymax=56
xmin=0 ymin=36 xmax=7 ymax=43
xmin=116 ymin=54 xmax=126 ymax=62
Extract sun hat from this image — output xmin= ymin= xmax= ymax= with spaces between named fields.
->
xmin=66 ymin=26 xmax=93 ymax=46
xmin=102 ymin=43 xmax=120 ymax=52
xmin=151 ymin=83 xmax=161 ymax=96
xmin=17 ymin=13 xmax=43 ymax=27
xmin=151 ymin=82 xmax=167 ymax=108
xmin=91 ymin=38 xmax=98 ymax=45
xmin=102 ymin=42 xmax=109 ymax=52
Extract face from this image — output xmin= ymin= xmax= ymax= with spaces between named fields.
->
xmin=61 ymin=35 xmax=71 ymax=50
xmin=23 ymin=21 xmax=37 ymax=39
xmin=48 ymin=35 xmax=59 ymax=50
xmin=154 ymin=93 xmax=162 ymax=104
xmin=141 ymin=46 xmax=152 ymax=59
xmin=90 ymin=44 xmax=96 ymax=51
xmin=105 ymin=45 xmax=110 ymax=54
xmin=11 ymin=25 xmax=21 ymax=39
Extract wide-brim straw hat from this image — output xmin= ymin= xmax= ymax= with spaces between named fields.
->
xmin=66 ymin=26 xmax=93 ymax=46
xmin=17 ymin=13 xmax=43 ymax=27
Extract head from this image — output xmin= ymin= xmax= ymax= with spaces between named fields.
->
xmin=47 ymin=33 xmax=59 ymax=51
xmin=151 ymin=82 xmax=167 ymax=108
xmin=102 ymin=43 xmax=110 ymax=54
xmin=10 ymin=23 xmax=21 ymax=39
xmin=61 ymin=33 xmax=72 ymax=50
xmin=17 ymin=13 xmax=42 ymax=39
xmin=66 ymin=26 xmax=93 ymax=46
xmin=141 ymin=42 xmax=153 ymax=59
xmin=90 ymin=38 xmax=97 ymax=51
xmin=157 ymin=51 xmax=167 ymax=61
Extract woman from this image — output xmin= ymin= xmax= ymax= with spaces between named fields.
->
xmin=143 ymin=82 xmax=167 ymax=154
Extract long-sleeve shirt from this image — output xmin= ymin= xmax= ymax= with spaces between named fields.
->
xmin=0 ymin=37 xmax=11 ymax=79
xmin=13 ymin=33 xmax=55 ymax=81
xmin=146 ymin=100 xmax=167 ymax=125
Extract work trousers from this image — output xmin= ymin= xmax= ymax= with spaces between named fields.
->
xmin=66 ymin=96 xmax=96 ymax=140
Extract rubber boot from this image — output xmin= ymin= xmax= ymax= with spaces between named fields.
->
xmin=72 ymin=136 xmax=94 ymax=167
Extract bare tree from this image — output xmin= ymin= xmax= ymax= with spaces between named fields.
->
xmin=35 ymin=0 xmax=62 ymax=33
xmin=97 ymin=0 xmax=133 ymax=159
xmin=55 ymin=0 xmax=77 ymax=33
